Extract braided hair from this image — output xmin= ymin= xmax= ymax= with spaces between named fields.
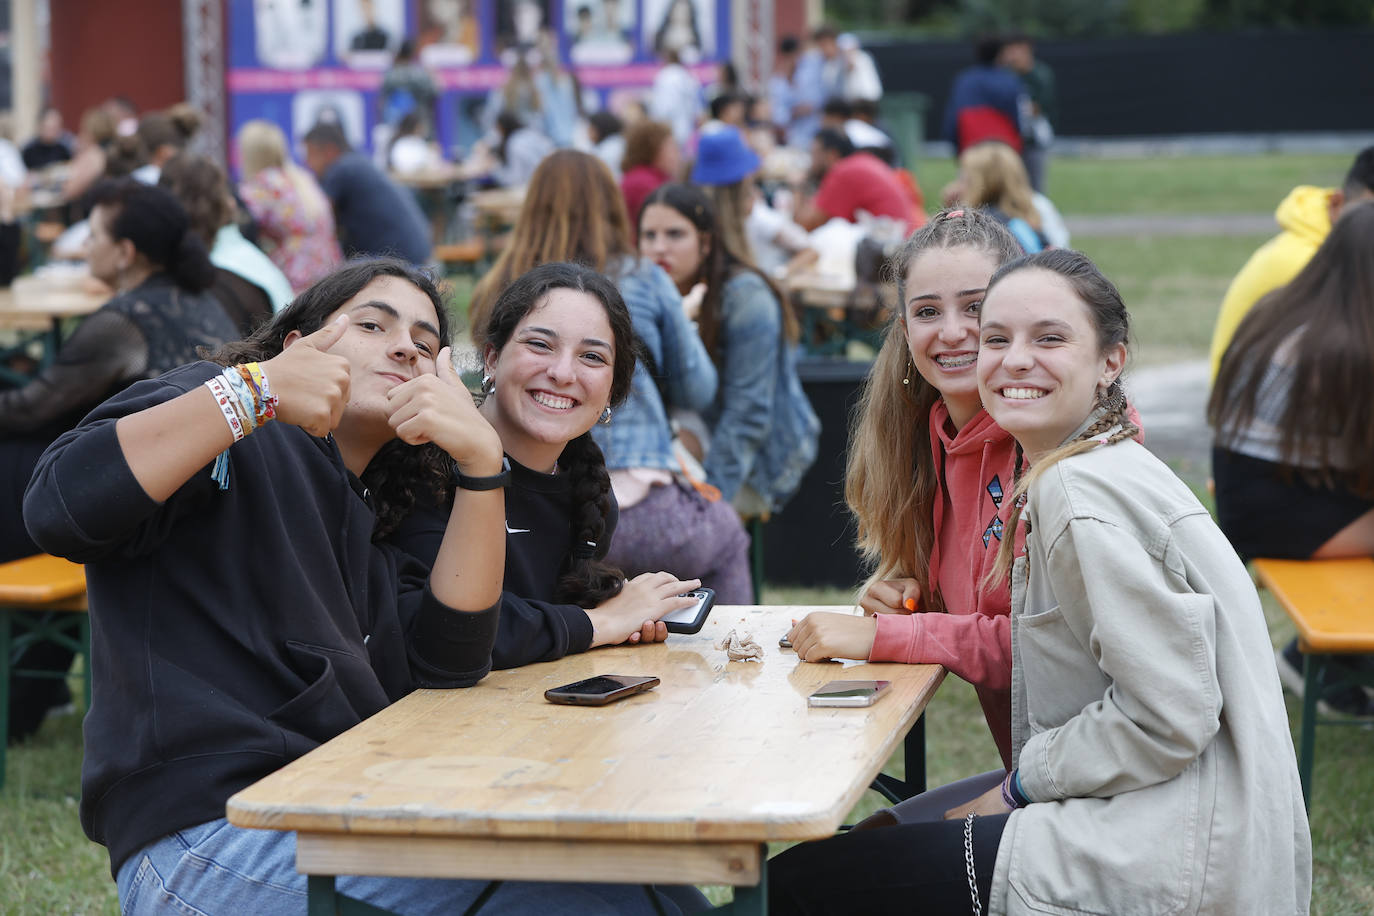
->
xmin=475 ymin=262 xmax=639 ymax=608
xmin=984 ymin=249 xmax=1139 ymax=584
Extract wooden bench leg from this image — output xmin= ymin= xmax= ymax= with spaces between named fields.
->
xmin=1297 ymin=653 xmax=1321 ymax=810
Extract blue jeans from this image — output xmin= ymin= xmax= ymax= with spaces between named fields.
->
xmin=117 ymin=818 xmax=708 ymax=915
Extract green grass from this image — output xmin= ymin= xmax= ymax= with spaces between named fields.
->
xmin=0 ymin=707 xmax=115 ymax=914
xmin=1073 ymin=232 xmax=1271 ymax=365
xmin=911 ymin=153 xmax=1352 ymax=216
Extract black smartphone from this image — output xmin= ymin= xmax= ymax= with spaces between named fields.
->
xmin=661 ymin=587 xmax=716 ymax=634
xmin=544 ymin=674 xmax=661 ymax=706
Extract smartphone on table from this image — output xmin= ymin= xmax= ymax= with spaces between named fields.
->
xmin=660 ymin=587 xmax=715 ymax=634
xmin=807 ymin=680 xmax=891 ymax=708
xmin=544 ymin=675 xmax=661 ymax=706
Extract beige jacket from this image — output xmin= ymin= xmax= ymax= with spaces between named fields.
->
xmin=989 ymin=436 xmax=1311 ymax=916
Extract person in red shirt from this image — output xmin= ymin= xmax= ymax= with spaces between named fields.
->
xmin=796 ymin=127 xmax=923 ymax=231
xmin=619 ymin=119 xmax=681 ymax=224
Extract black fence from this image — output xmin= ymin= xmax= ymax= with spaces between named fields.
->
xmin=866 ymin=28 xmax=1374 ymax=139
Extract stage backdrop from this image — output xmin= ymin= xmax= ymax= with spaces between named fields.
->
xmin=227 ymin=0 xmax=729 ymax=168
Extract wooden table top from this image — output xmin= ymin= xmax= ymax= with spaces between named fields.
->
xmin=227 ymin=605 xmax=943 ymax=846
xmin=0 ymin=273 xmax=106 ymax=322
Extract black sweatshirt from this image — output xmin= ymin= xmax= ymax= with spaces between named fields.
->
xmin=386 ymin=456 xmax=618 ymax=668
xmin=23 ymin=361 xmax=499 ymax=876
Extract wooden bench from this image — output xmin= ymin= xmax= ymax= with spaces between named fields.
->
xmin=0 ymin=554 xmax=88 ymax=789
xmin=1252 ymin=556 xmax=1374 ymax=808
xmin=433 ymin=238 xmax=487 ymax=277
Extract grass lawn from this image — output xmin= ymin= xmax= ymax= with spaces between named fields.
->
xmin=1073 ymin=232 xmax=1271 ymax=365
xmin=911 ymin=152 xmax=1353 ymax=216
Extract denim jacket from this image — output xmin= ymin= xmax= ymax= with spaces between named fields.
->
xmin=990 ymin=429 xmax=1310 ymax=915
xmin=702 ymin=271 xmax=819 ymax=512
xmin=591 ymin=257 xmax=717 ymax=471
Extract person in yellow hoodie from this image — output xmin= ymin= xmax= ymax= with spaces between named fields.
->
xmin=1208 ymin=146 xmax=1374 ymax=382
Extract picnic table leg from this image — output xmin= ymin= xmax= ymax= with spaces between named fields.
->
xmin=870 ymin=712 xmax=927 ymax=804
xmin=725 ymin=845 xmax=769 ymax=915
xmin=306 ymin=874 xmax=397 ymax=916
xmin=0 ymin=612 xmax=10 ymax=790
xmin=906 ymin=712 xmax=927 ymax=795
xmin=307 ymin=874 xmax=339 ymax=916
xmin=1298 ymin=653 xmax=1320 ymax=810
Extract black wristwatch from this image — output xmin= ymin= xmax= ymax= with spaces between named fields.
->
xmin=454 ymin=457 xmax=511 ymax=491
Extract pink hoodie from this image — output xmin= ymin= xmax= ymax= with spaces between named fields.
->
xmin=869 ymin=401 xmax=1020 ymax=769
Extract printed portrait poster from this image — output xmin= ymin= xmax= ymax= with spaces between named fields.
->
xmin=495 ymin=0 xmax=552 ymax=50
xmin=333 ymin=0 xmax=407 ymax=67
xmin=419 ymin=0 xmax=481 ymax=67
xmin=253 ymin=0 xmax=328 ymax=69
xmin=292 ymin=90 xmax=368 ymax=150
xmin=566 ymin=0 xmax=634 ymax=66
xmin=643 ymin=0 xmax=713 ymax=62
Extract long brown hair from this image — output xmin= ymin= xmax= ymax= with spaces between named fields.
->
xmin=637 ymin=182 xmax=797 ymax=359
xmin=845 ymin=209 xmax=1022 ymax=609
xmin=1210 ymin=200 xmax=1374 ymax=497
xmin=984 ymin=249 xmax=1138 ymax=583
xmin=468 ymin=150 xmax=636 ymax=337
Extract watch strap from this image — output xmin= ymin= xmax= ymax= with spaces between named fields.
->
xmin=454 ymin=457 xmax=511 ymax=491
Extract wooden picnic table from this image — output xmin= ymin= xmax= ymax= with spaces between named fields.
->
xmin=784 ymin=270 xmax=894 ymax=357
xmin=227 ymin=604 xmax=945 ymax=914
xmin=0 ymin=271 xmax=106 ymax=384
xmin=0 ymin=272 xmax=106 ymax=323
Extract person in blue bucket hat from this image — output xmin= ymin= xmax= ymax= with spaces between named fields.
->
xmin=691 ymin=125 xmax=760 ymax=186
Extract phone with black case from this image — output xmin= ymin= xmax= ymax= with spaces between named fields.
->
xmin=544 ymin=675 xmax=661 ymax=706
xmin=660 ymin=587 xmax=716 ymax=634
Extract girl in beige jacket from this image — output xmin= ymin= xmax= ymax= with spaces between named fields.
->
xmin=767 ymin=248 xmax=1311 ymax=915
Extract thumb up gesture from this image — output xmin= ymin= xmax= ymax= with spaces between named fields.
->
xmin=387 ymin=347 xmax=502 ymax=471
xmin=260 ymin=314 xmax=352 ymax=437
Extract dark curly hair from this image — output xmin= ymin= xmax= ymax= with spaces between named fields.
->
xmin=476 ymin=262 xmax=638 ymax=608
xmin=211 ymin=257 xmax=454 ymax=539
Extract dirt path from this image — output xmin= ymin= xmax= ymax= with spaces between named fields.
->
xmin=1066 ymin=213 xmax=1275 ymax=237
xmin=1125 ymin=359 xmax=1212 ymax=490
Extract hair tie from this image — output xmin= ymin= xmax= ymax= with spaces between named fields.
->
xmin=571 ymin=540 xmax=598 ymax=559
xmin=941 ymin=209 xmax=965 ymax=220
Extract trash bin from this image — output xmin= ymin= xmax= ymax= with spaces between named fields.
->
xmin=761 ymin=358 xmax=873 ymax=590
xmin=878 ymin=91 xmax=929 ymax=173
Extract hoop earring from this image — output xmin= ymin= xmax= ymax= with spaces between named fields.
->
xmin=1096 ymin=378 xmax=1125 ymax=413
xmin=599 ymin=405 xmax=613 ymax=424
xmin=481 ymin=371 xmax=495 ymax=396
